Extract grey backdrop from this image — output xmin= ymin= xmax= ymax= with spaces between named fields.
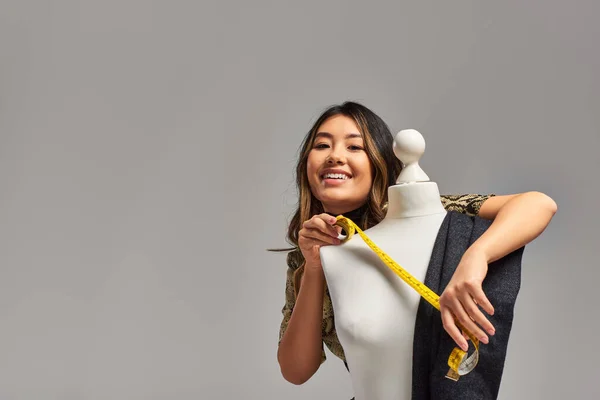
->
xmin=0 ymin=1 xmax=598 ymax=399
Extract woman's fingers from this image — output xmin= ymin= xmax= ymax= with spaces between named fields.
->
xmin=441 ymin=307 xmax=468 ymax=351
xmin=460 ymin=290 xmax=495 ymax=336
xmin=300 ymin=228 xmax=340 ymax=245
xmin=454 ymin=297 xmax=489 ymax=344
xmin=303 ymin=214 xmax=340 ymax=238
xmin=299 ymin=214 xmax=343 ymax=248
xmin=469 ymin=286 xmax=495 ymax=316
xmin=440 ymin=290 xmax=490 ymax=346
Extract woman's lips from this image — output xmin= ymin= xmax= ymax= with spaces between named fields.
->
xmin=322 ymin=177 xmax=351 ymax=186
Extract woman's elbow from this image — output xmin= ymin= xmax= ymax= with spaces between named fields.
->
xmin=281 ymin=370 xmax=310 ymax=385
xmin=278 ymin=363 xmax=315 ymax=385
xmin=529 ymin=191 xmax=558 ymax=215
xmin=277 ymin=349 xmax=316 ymax=385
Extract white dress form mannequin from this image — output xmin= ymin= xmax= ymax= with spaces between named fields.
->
xmin=320 ymin=129 xmax=447 ymax=400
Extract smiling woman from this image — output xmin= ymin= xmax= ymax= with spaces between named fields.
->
xmin=271 ymin=101 xmax=493 ymax=377
xmin=270 ymin=101 xmax=556 ymax=398
xmin=283 ymin=102 xmax=403 ymax=241
xmin=307 ymin=116 xmax=374 ymax=216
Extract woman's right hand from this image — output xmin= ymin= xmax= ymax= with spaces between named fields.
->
xmin=298 ymin=213 xmax=342 ymax=269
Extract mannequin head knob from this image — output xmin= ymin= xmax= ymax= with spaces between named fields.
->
xmin=393 ymin=129 xmax=430 ymax=184
xmin=393 ymin=129 xmax=426 ymax=165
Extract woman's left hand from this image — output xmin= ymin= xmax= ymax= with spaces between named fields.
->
xmin=438 ymin=248 xmax=495 ymax=351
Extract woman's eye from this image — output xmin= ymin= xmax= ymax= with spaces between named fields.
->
xmin=313 ymin=143 xmax=362 ymax=150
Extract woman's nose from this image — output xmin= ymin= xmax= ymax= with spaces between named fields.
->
xmin=327 ymin=151 xmax=346 ymax=164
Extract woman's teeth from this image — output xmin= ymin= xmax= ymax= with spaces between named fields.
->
xmin=323 ymin=173 xmax=349 ymax=180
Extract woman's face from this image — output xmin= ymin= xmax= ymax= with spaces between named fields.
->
xmin=307 ymin=115 xmax=374 ymax=215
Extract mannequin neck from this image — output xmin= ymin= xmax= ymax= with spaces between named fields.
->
xmin=384 ymin=182 xmax=446 ymax=219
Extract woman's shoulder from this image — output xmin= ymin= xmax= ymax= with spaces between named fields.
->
xmin=440 ymin=193 xmax=496 ymax=216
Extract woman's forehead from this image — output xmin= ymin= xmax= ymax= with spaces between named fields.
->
xmin=317 ymin=114 xmax=360 ymax=133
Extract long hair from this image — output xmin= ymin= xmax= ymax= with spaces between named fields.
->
xmin=269 ymin=101 xmax=402 ymax=266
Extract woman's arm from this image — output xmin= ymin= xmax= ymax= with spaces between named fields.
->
xmin=439 ymin=191 xmax=557 ymax=351
xmin=277 ymin=265 xmax=327 ymax=385
xmin=474 ymin=191 xmax=557 ymax=262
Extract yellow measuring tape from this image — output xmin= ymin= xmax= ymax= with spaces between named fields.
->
xmin=334 ymin=215 xmax=480 ymax=381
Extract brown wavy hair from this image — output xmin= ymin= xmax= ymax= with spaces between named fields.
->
xmin=269 ymin=101 xmax=402 ymax=267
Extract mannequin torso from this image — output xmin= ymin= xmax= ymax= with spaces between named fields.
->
xmin=320 ymin=182 xmax=446 ymax=400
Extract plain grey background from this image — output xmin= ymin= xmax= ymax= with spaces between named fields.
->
xmin=0 ymin=1 xmax=598 ymax=399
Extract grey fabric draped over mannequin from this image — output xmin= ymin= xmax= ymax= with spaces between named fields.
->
xmin=411 ymin=211 xmax=525 ymax=400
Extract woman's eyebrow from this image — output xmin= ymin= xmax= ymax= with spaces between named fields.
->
xmin=315 ymin=132 xmax=362 ymax=139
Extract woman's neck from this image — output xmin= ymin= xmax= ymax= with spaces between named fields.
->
xmin=323 ymin=203 xmax=366 ymax=220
